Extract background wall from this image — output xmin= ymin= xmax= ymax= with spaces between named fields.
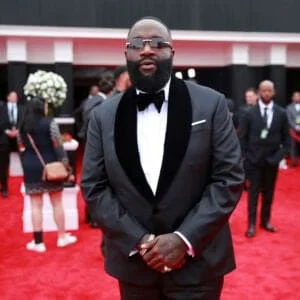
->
xmin=0 ymin=0 xmax=299 ymax=33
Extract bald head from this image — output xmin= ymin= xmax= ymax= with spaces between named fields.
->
xmin=259 ymin=80 xmax=275 ymax=90
xmin=127 ymin=17 xmax=172 ymax=42
xmin=258 ymin=80 xmax=275 ymax=104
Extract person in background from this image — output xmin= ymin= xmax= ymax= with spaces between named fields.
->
xmin=236 ymin=88 xmax=258 ymax=131
xmin=77 ymin=85 xmax=104 ymax=228
xmin=111 ymin=66 xmax=132 ymax=95
xmin=0 ymin=91 xmax=23 ymax=198
xmin=286 ymin=91 xmax=300 ymax=167
xmin=81 ymin=16 xmax=244 ymax=300
xmin=18 ymin=97 xmax=76 ymax=253
xmin=98 ymin=70 xmax=115 ymax=97
xmin=240 ymin=80 xmax=289 ymax=238
xmin=226 ymin=98 xmax=238 ymax=129
xmin=77 ymin=85 xmax=104 ymax=142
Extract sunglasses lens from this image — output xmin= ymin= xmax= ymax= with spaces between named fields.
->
xmin=149 ymin=38 xmax=160 ymax=48
xmin=132 ymin=39 xmax=144 ymax=49
xmin=127 ymin=38 xmax=170 ymax=49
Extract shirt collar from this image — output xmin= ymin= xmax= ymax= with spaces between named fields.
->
xmin=136 ymin=77 xmax=171 ymax=102
xmin=258 ymin=99 xmax=274 ymax=110
xmin=7 ymin=102 xmax=16 ymax=107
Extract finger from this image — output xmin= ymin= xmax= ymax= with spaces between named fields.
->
xmin=140 ymin=237 xmax=158 ymax=251
xmin=148 ymin=261 xmax=165 ymax=272
xmin=142 ymin=248 xmax=160 ymax=263
xmin=146 ymin=254 xmax=165 ymax=268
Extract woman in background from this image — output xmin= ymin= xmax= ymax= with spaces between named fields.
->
xmin=18 ymin=97 xmax=76 ymax=253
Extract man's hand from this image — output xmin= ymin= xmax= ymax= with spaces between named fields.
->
xmin=5 ymin=129 xmax=18 ymax=138
xmin=140 ymin=233 xmax=188 ymax=273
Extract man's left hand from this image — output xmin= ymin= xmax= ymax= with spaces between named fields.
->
xmin=140 ymin=233 xmax=188 ymax=272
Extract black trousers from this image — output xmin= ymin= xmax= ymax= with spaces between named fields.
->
xmin=0 ymin=147 xmax=10 ymax=191
xmin=246 ymin=161 xmax=278 ymax=226
xmin=290 ymin=138 xmax=300 ymax=166
xmin=119 ymin=276 xmax=224 ymax=300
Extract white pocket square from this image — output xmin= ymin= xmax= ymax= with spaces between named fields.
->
xmin=191 ymin=120 xmax=207 ymax=126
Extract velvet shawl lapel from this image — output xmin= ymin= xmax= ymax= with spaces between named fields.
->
xmin=114 ymin=77 xmax=192 ymax=203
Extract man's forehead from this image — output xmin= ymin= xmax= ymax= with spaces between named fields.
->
xmin=128 ymin=19 xmax=170 ymax=40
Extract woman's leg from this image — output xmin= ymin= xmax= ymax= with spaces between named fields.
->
xmin=27 ymin=193 xmax=46 ymax=251
xmin=49 ymin=190 xmax=65 ymax=238
xmin=30 ymin=193 xmax=43 ymax=240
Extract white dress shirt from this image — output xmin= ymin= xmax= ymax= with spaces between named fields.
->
xmin=136 ymin=79 xmax=194 ymax=257
xmin=295 ymin=103 xmax=300 ymax=112
xmin=7 ymin=102 xmax=18 ymax=125
xmin=258 ymin=99 xmax=274 ymax=129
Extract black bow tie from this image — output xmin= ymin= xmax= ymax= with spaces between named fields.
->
xmin=136 ymin=90 xmax=165 ymax=113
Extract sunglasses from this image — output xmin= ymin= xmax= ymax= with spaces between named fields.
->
xmin=126 ymin=38 xmax=172 ymax=50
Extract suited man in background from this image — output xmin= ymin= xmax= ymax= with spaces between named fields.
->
xmin=0 ymin=91 xmax=23 ymax=198
xmin=240 ymin=80 xmax=289 ymax=238
xmin=286 ymin=91 xmax=300 ymax=167
xmin=81 ymin=17 xmax=244 ymax=300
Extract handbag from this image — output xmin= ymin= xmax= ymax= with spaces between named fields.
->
xmin=27 ymin=133 xmax=69 ymax=182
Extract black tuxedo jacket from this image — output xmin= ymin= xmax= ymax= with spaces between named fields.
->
xmin=239 ymin=104 xmax=289 ymax=166
xmin=0 ymin=102 xmax=24 ymax=149
xmin=81 ymin=78 xmax=244 ymax=285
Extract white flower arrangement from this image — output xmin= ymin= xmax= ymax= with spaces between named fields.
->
xmin=24 ymin=70 xmax=67 ymax=108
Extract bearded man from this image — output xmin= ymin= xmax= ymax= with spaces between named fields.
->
xmin=81 ymin=17 xmax=244 ymax=300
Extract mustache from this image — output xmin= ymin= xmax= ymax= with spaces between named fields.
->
xmin=133 ymin=57 xmax=159 ymax=64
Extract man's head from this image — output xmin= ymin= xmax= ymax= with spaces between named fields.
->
xmin=125 ymin=17 xmax=174 ymax=93
xmin=258 ymin=80 xmax=275 ymax=105
xmin=114 ymin=66 xmax=131 ymax=91
xmin=244 ymin=88 xmax=258 ymax=106
xmin=98 ymin=71 xmax=115 ymax=95
xmin=291 ymin=91 xmax=300 ymax=104
xmin=89 ymin=85 xmax=100 ymax=97
xmin=7 ymin=91 xmax=18 ymax=103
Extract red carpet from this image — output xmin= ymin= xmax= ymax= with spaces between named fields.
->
xmin=0 ymin=165 xmax=300 ymax=299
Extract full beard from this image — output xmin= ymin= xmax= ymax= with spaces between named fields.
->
xmin=126 ymin=57 xmax=173 ymax=93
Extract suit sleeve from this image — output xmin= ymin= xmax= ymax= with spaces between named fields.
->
xmin=80 ymin=110 xmax=148 ymax=256
xmin=177 ymin=95 xmax=244 ymax=257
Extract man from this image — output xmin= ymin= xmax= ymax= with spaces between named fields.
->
xmin=0 ymin=91 xmax=23 ymax=198
xmin=75 ymin=85 xmax=104 ymax=227
xmin=77 ymin=85 xmax=104 ymax=142
xmin=81 ymin=17 xmax=244 ymax=300
xmin=240 ymin=80 xmax=289 ymax=238
xmin=98 ymin=70 xmax=115 ymax=97
xmin=286 ymin=91 xmax=300 ymax=167
xmin=111 ymin=66 xmax=132 ymax=95
xmin=236 ymin=88 xmax=258 ymax=131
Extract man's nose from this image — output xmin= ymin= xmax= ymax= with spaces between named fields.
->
xmin=141 ymin=42 xmax=155 ymax=55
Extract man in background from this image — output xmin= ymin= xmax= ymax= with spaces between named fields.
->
xmin=98 ymin=70 xmax=115 ymax=97
xmin=240 ymin=80 xmax=289 ymax=238
xmin=111 ymin=66 xmax=132 ymax=95
xmin=286 ymin=91 xmax=300 ymax=167
xmin=237 ymin=88 xmax=258 ymax=131
xmin=0 ymin=91 xmax=23 ymax=198
xmin=77 ymin=85 xmax=104 ymax=142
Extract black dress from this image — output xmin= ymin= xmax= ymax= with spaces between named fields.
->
xmin=19 ymin=117 xmax=69 ymax=195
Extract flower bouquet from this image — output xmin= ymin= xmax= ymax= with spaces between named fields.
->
xmin=24 ymin=70 xmax=67 ymax=108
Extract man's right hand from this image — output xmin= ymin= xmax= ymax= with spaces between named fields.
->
xmin=5 ymin=129 xmax=18 ymax=138
xmin=138 ymin=234 xmax=187 ymax=273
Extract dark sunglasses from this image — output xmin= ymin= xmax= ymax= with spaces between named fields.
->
xmin=126 ymin=38 xmax=172 ymax=50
